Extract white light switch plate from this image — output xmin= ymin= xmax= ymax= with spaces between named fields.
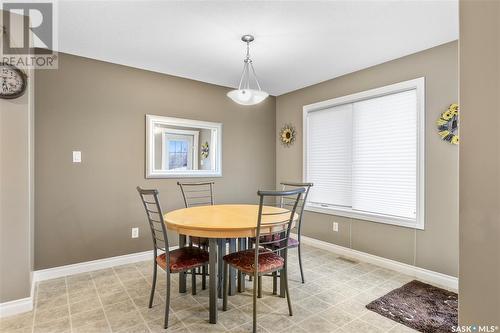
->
xmin=332 ymin=222 xmax=339 ymax=232
xmin=72 ymin=151 xmax=82 ymax=163
xmin=131 ymin=227 xmax=139 ymax=238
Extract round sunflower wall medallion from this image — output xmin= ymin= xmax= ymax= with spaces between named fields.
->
xmin=437 ymin=103 xmax=459 ymax=145
xmin=279 ymin=124 xmax=296 ymax=147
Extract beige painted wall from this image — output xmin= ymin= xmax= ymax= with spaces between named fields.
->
xmin=0 ymin=11 xmax=34 ymax=302
xmin=35 ymin=52 xmax=276 ymax=270
xmin=459 ymin=0 xmax=500 ymax=324
xmin=276 ymin=41 xmax=459 ymax=277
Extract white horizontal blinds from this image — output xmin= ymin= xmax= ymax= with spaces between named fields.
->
xmin=307 ymin=104 xmax=353 ymax=206
xmin=352 ymin=89 xmax=417 ymax=220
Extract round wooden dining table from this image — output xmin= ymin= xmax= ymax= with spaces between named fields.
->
xmin=164 ymin=204 xmax=297 ymax=324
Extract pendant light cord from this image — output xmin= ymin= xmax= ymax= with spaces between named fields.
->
xmin=249 ymin=62 xmax=262 ymax=91
xmin=236 ymin=39 xmax=261 ymax=91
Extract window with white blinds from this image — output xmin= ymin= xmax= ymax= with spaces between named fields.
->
xmin=303 ymin=78 xmax=425 ymax=229
xmin=307 ymin=104 xmax=352 ymax=207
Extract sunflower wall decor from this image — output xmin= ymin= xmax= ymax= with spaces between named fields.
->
xmin=437 ymin=103 xmax=459 ymax=145
xmin=279 ymin=124 xmax=296 ymax=147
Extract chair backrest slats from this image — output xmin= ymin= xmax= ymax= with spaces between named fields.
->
xmin=253 ymin=188 xmax=306 ymax=269
xmin=151 ymin=226 xmax=163 ymax=234
xmin=177 ymin=181 xmax=215 ymax=208
xmin=280 ymin=182 xmax=313 ymax=237
xmin=183 ymin=189 xmax=211 ymax=193
xmin=137 ymin=187 xmax=170 ymax=259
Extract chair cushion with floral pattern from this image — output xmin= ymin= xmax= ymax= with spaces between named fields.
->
xmin=156 ymin=247 xmax=209 ymax=273
xmin=223 ymin=249 xmax=284 ymax=274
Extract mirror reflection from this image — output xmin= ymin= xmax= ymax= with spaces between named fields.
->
xmin=146 ymin=115 xmax=222 ymax=178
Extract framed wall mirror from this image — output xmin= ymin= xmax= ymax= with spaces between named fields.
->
xmin=146 ymin=115 xmax=222 ymax=178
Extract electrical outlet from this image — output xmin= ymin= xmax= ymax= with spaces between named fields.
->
xmin=72 ymin=151 xmax=82 ymax=163
xmin=131 ymin=227 xmax=139 ymax=238
xmin=332 ymin=222 xmax=339 ymax=232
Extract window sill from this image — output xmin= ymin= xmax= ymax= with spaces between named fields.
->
xmin=304 ymin=204 xmax=424 ymax=230
xmin=146 ymin=170 xmax=223 ymax=178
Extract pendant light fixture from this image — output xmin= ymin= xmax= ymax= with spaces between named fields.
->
xmin=227 ymin=35 xmax=269 ymax=106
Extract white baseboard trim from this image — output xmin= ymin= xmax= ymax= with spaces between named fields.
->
xmin=0 ymin=297 xmax=33 ymax=318
xmin=0 ymin=275 xmax=37 ymax=318
xmin=2 ymin=247 xmax=181 ymax=318
xmin=1 ymin=249 xmax=163 ymax=317
xmin=33 ymin=249 xmax=172 ymax=282
xmin=294 ymin=234 xmax=458 ymax=291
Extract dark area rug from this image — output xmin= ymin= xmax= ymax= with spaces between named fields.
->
xmin=366 ymin=280 xmax=458 ymax=333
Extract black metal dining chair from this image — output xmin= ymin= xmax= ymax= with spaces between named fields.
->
xmin=137 ymin=187 xmax=209 ymax=329
xmin=177 ymin=181 xmax=214 ymax=291
xmin=222 ymin=187 xmax=305 ymax=333
xmin=278 ymin=182 xmax=313 ymax=283
xmin=249 ymin=182 xmax=313 ymax=284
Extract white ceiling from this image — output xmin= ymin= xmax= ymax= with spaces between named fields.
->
xmin=56 ymin=1 xmax=458 ymax=96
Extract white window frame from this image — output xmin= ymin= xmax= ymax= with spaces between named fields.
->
xmin=161 ymin=128 xmax=199 ymax=171
xmin=303 ymin=77 xmax=425 ymax=230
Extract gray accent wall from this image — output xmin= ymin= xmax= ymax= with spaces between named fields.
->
xmin=276 ymin=41 xmax=459 ymax=277
xmin=459 ymin=0 xmax=500 ymax=324
xmin=35 ymin=52 xmax=276 ymax=270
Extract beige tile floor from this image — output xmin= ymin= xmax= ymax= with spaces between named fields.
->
xmin=0 ymin=245 xmax=423 ymax=333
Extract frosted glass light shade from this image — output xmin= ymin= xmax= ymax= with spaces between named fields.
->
xmin=227 ymin=89 xmax=269 ymax=106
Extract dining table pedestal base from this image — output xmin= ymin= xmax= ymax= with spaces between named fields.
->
xmin=209 ymin=238 xmax=218 ymax=324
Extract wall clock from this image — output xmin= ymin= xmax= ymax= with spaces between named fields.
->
xmin=0 ymin=62 xmax=27 ymax=99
